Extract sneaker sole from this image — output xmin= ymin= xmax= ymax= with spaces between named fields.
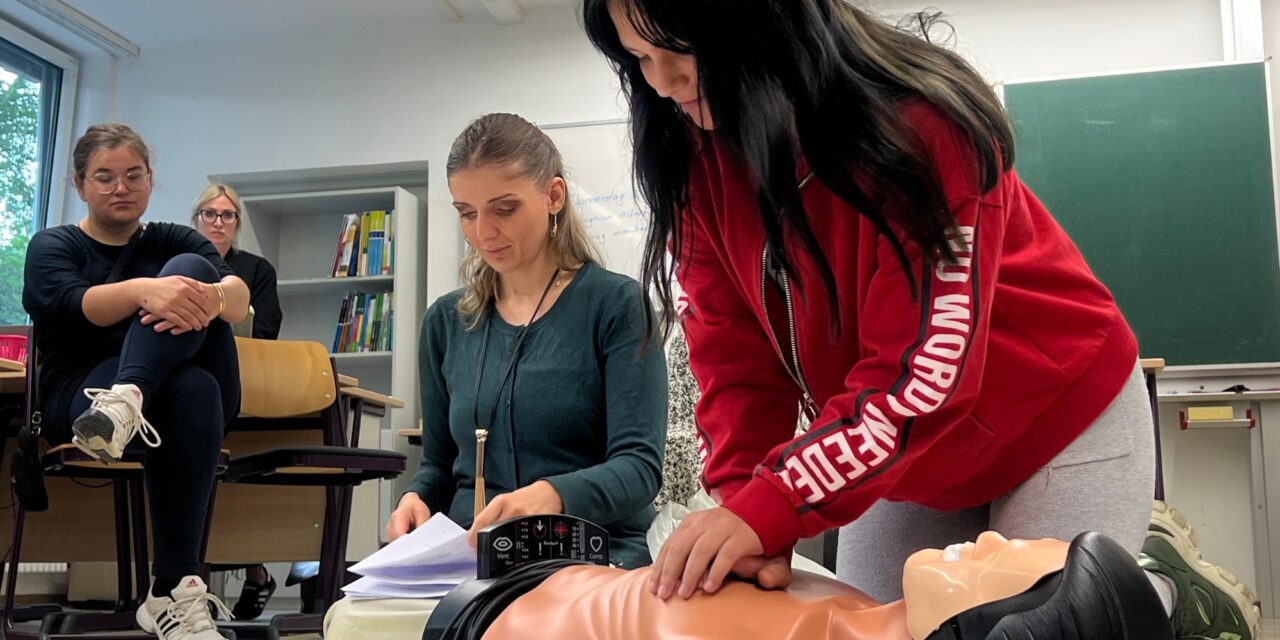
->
xmin=1148 ymin=530 xmax=1262 ymax=638
xmin=1150 ymin=502 xmax=1259 ymax=614
xmin=1151 ymin=499 xmax=1199 ymax=547
xmin=136 ymin=607 xmax=156 ymax=634
xmin=70 ymin=434 xmax=121 ymax=464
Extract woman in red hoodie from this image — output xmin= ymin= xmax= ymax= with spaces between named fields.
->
xmin=582 ymin=2 xmax=1260 ymax=638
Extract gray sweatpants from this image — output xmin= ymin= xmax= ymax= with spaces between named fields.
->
xmin=835 ymin=362 xmax=1156 ymax=602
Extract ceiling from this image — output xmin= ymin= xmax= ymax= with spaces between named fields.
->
xmin=2 ymin=0 xmax=578 ymax=57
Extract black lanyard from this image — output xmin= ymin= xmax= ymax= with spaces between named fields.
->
xmin=471 ymin=268 xmax=560 ymax=455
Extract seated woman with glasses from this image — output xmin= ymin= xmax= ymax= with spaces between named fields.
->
xmin=384 ymin=113 xmax=668 ymax=570
xmin=191 ymin=184 xmax=283 ymax=340
xmin=23 ymin=123 xmax=248 ymax=640
xmin=190 ymin=182 xmax=284 ymax=619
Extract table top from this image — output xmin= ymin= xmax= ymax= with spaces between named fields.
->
xmin=396 ymin=428 xmax=422 ymax=446
xmin=1158 ymin=390 xmax=1280 ymax=404
xmin=1 ymin=368 xmax=402 ymax=411
xmin=341 ymin=385 xmax=404 ymax=409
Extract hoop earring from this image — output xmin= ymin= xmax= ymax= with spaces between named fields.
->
xmin=550 ymin=214 xmax=559 ymax=239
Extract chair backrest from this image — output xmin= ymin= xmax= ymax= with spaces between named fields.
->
xmin=235 ymin=337 xmax=337 ymax=418
xmin=212 ymin=338 xmax=340 ymax=564
xmin=231 ymin=305 xmax=255 ymax=338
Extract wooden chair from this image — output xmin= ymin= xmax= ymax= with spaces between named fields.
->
xmin=0 ymin=328 xmax=228 ymax=639
xmin=211 ymin=338 xmax=403 ymax=639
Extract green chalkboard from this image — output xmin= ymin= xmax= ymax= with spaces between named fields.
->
xmin=1004 ymin=62 xmax=1280 ymax=366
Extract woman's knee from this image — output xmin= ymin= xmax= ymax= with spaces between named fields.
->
xmin=159 ymin=253 xmax=219 ymax=283
xmin=156 ymin=367 xmax=226 ymax=436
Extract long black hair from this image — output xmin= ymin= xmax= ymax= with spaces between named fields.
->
xmin=583 ymin=0 xmax=1014 ymax=340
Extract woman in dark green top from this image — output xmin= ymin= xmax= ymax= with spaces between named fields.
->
xmin=385 ymin=113 xmax=667 ymax=569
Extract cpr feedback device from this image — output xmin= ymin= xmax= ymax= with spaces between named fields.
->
xmin=476 ymin=513 xmax=609 ymax=578
xmin=423 ymin=514 xmax=610 ymax=640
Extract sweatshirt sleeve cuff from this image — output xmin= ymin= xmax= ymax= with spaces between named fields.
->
xmin=542 ymin=473 xmax=591 ymax=520
xmin=721 ymin=474 xmax=807 ymax=556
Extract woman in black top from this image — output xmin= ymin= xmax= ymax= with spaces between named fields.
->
xmin=191 ymin=183 xmax=282 ymax=340
xmin=22 ymin=123 xmax=248 ymax=639
xmin=191 ymin=182 xmax=285 ymax=619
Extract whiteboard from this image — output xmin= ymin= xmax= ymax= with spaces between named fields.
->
xmin=544 ymin=120 xmax=648 ymax=279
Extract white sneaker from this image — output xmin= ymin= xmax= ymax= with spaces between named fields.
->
xmin=136 ymin=575 xmax=232 ymax=639
xmin=71 ymin=383 xmax=161 ymax=463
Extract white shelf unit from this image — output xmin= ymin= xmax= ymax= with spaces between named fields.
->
xmin=277 ymin=275 xmax=395 ymax=297
xmin=212 ymin=163 xmax=426 ymax=413
xmin=212 ymin=163 xmax=428 ymax=560
xmin=332 ymin=351 xmax=393 ymax=365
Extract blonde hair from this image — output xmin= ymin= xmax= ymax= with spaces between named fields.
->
xmin=446 ymin=113 xmax=603 ymax=329
xmin=190 ymin=182 xmax=244 ymax=242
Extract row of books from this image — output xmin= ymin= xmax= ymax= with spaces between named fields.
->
xmin=331 ymin=210 xmax=395 ymax=277
xmin=333 ymin=291 xmax=394 ymax=354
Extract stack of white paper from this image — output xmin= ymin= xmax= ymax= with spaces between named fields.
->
xmin=342 ymin=513 xmax=477 ymax=599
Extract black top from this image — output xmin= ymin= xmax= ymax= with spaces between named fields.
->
xmin=22 ymin=222 xmax=234 ymax=429
xmin=224 ymin=247 xmax=282 ymax=340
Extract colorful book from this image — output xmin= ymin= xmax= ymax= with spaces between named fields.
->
xmin=384 ymin=212 xmax=394 ymax=275
xmin=329 ymin=214 xmax=350 ymax=278
xmin=335 ymin=214 xmax=359 ymax=277
xmin=383 ymin=212 xmax=394 ymax=275
xmin=368 ymin=210 xmax=384 ymax=280
xmin=381 ymin=293 xmax=391 ymax=353
xmin=358 ymin=212 xmax=371 ymax=276
xmin=369 ymin=293 xmax=384 ymax=352
xmin=331 ymin=294 xmax=351 ymax=352
xmin=348 ymin=294 xmax=364 ymax=352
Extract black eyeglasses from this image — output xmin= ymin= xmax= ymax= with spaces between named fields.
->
xmin=197 ymin=208 xmax=239 ymax=223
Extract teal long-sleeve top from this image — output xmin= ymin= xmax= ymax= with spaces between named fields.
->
xmin=407 ymin=262 xmax=668 ymax=569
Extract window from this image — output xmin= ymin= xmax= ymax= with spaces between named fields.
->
xmin=0 ymin=22 xmax=77 ymax=325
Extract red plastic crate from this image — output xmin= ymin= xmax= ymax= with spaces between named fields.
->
xmin=0 ymin=334 xmax=28 ymax=365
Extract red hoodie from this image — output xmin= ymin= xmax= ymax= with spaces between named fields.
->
xmin=678 ymin=101 xmax=1139 ymax=557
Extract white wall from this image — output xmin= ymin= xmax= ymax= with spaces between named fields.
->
xmin=13 ymin=0 xmax=1277 ymax=606
xmin=5 ymin=0 xmax=631 ymax=591
xmin=868 ymin=0 xmax=1224 ymax=81
xmin=60 ymin=3 xmax=626 ymax=308
xmin=26 ymin=0 xmax=1238 ymax=306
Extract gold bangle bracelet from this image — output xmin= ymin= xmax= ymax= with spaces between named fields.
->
xmin=213 ymin=282 xmax=225 ymax=315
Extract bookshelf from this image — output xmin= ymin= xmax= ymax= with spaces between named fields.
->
xmin=211 ymin=163 xmax=428 ymax=558
xmin=277 ymin=275 xmax=394 ymax=296
xmin=210 ymin=163 xmax=429 ymax=438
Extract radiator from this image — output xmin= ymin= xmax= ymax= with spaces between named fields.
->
xmin=16 ymin=563 xmax=67 ymax=574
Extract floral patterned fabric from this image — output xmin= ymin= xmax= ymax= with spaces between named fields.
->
xmin=655 ymin=327 xmax=702 ymax=510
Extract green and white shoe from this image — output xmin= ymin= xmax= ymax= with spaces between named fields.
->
xmin=1139 ymin=501 xmax=1260 ymax=640
xmin=1150 ymin=499 xmax=1198 ymax=544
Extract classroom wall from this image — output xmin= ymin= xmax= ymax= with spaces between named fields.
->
xmin=46 ymin=0 xmax=1232 ymax=308
xmin=870 ymin=0 xmax=1224 ymax=80
xmin=47 ymin=2 xmax=626 ymax=308
xmin=15 ymin=0 xmax=1275 ymax=599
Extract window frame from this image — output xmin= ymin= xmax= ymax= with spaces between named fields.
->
xmin=0 ymin=17 xmax=78 ymax=231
